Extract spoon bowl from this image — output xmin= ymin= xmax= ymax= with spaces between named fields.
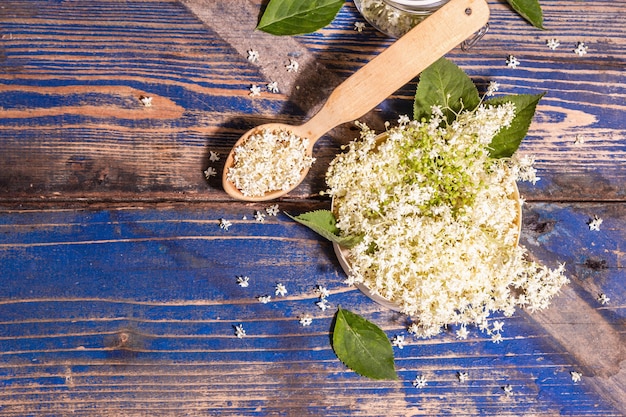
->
xmin=221 ymin=122 xmax=317 ymax=201
xmin=222 ymin=0 xmax=490 ymax=201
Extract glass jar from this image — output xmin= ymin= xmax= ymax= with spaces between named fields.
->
xmin=354 ymin=0 xmax=450 ymax=38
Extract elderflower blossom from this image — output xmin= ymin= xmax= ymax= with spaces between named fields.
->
xmin=325 ymin=104 xmax=568 ymax=338
xmin=209 ymin=151 xmax=220 ymax=162
xmin=258 ymin=295 xmax=271 ymax=304
xmin=219 ymin=218 xmax=233 ymax=230
xmin=139 ymin=96 xmax=152 ymax=107
xmin=506 ymin=55 xmax=520 ymax=69
xmin=236 ymin=275 xmax=250 ymax=287
xmin=249 ymin=84 xmax=261 ymax=97
xmin=285 ymin=59 xmax=299 ymax=73
xmin=265 ymin=204 xmax=280 ymax=216
xmin=275 ymin=283 xmax=287 ymax=297
xmin=546 ymin=38 xmax=560 ymax=50
xmin=247 ymin=49 xmax=259 ymax=63
xmin=234 ymin=324 xmax=246 ymax=338
xmin=574 ymin=42 xmax=588 ymax=56
xmin=392 ymin=334 xmax=406 ymax=349
xmin=299 ymin=315 xmax=313 ymax=326
xmin=356 ymin=0 xmax=429 ymax=38
xmin=412 ymin=374 xmax=427 ymax=389
xmin=354 ymin=21 xmax=366 ymax=32
xmin=226 ymin=129 xmax=315 ymax=197
xmin=597 ymin=293 xmax=610 ymax=305
xmin=316 ymin=299 xmax=330 ymax=311
xmin=588 ymin=215 xmax=602 ymax=231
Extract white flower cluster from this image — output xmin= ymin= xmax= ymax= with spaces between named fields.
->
xmin=326 ymin=105 xmax=568 ymax=338
xmin=226 ymin=129 xmax=315 ymax=197
xmin=356 ymin=0 xmax=428 ymax=38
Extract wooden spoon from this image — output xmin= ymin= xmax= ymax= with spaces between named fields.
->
xmin=222 ymin=0 xmax=490 ymax=201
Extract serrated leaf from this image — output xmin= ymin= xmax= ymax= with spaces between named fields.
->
xmin=486 ymin=93 xmax=545 ymax=158
xmin=286 ymin=210 xmax=362 ymax=248
xmin=506 ymin=0 xmax=544 ymax=29
xmin=414 ymin=57 xmax=480 ymax=123
xmin=332 ymin=308 xmax=398 ymax=380
xmin=257 ymin=0 xmax=344 ymax=36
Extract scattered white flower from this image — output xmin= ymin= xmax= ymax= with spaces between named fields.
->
xmin=204 ymin=167 xmax=217 ymax=179
xmin=219 ymin=218 xmax=233 ymax=231
xmin=247 ymin=49 xmax=259 ymax=63
xmin=407 ymin=323 xmax=420 ymax=335
xmin=258 ymin=295 xmax=271 ymax=304
xmin=316 ymin=298 xmax=330 ymax=311
xmin=502 ymin=384 xmax=513 ymax=395
xmin=491 ymin=333 xmax=503 ymax=344
xmin=209 ymin=151 xmax=220 ymax=162
xmin=506 ymin=55 xmax=520 ymax=69
xmin=225 ymin=128 xmax=315 ymax=197
xmin=354 ymin=21 xmax=366 ymax=32
xmin=392 ymin=334 xmax=406 ymax=349
xmin=236 ymin=275 xmax=250 ymax=287
xmin=486 ymin=81 xmax=500 ymax=97
xmin=597 ymin=293 xmax=610 ymax=305
xmin=574 ymin=42 xmax=588 ymax=56
xmin=139 ymin=96 xmax=153 ymax=107
xmin=254 ymin=210 xmax=266 ymax=223
xmin=546 ymin=38 xmax=560 ymax=50
xmin=457 ymin=371 xmax=469 ymax=383
xmin=570 ymin=371 xmax=582 ymax=383
xmin=265 ymin=204 xmax=280 ymax=216
xmin=285 ymin=59 xmax=299 ymax=73
xmin=242 ymin=215 xmax=248 ymax=220
xmin=574 ymin=134 xmax=585 ymax=145
xmin=412 ymin=375 xmax=428 ymax=389
xmin=275 ymin=283 xmax=287 ymax=297
xmin=314 ymin=285 xmax=330 ymax=299
xmin=299 ymin=315 xmax=313 ymax=326
xmin=478 ymin=320 xmax=490 ymax=333
xmin=492 ymin=320 xmax=504 ymax=333
xmin=456 ymin=325 xmax=469 ymax=340
xmin=267 ymin=81 xmax=280 ymax=94
xmin=249 ymin=84 xmax=261 ymax=97
xmin=588 ymin=215 xmax=602 ymax=231
xmin=234 ymin=324 xmax=246 ymax=338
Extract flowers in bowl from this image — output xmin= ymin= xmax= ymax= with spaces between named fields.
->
xmin=328 ymin=103 xmax=565 ymax=338
xmin=290 ymin=58 xmax=568 ymax=379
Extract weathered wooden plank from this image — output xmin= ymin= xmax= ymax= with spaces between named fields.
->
xmin=0 ymin=202 xmax=623 ymax=415
xmin=0 ymin=0 xmax=624 ymax=203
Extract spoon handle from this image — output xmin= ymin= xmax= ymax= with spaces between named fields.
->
xmin=302 ymin=0 xmax=490 ymax=141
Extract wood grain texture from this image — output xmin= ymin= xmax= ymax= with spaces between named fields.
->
xmin=0 ymin=0 xmax=625 ymax=415
xmin=0 ymin=202 xmax=624 ymax=416
xmin=0 ymin=0 xmax=624 ymax=203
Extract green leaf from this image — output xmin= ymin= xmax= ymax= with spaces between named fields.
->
xmin=506 ymin=0 xmax=544 ymax=29
xmin=413 ymin=57 xmax=480 ymax=123
xmin=257 ymin=0 xmax=345 ymax=36
xmin=485 ymin=93 xmax=545 ymax=158
xmin=332 ymin=308 xmax=398 ymax=380
xmin=286 ymin=210 xmax=362 ymax=248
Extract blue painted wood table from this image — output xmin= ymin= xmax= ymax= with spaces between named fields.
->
xmin=1 ymin=1 xmax=624 ymax=415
